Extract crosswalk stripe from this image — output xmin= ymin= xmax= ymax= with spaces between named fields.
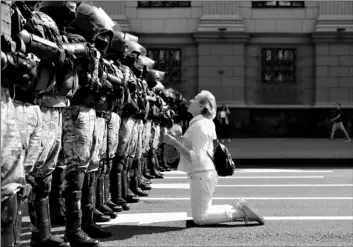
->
xmin=140 ymin=197 xmax=353 ymax=200
xmin=162 ymin=169 xmax=334 ymax=174
xmin=162 ymin=176 xmax=325 ymax=179
xmin=150 ymin=184 xmax=353 ymax=189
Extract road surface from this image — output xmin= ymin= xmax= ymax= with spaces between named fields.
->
xmin=19 ymin=167 xmax=353 ymax=246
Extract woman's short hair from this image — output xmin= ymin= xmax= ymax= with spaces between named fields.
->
xmin=198 ymin=90 xmax=217 ymax=120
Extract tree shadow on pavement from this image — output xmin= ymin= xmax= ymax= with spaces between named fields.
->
xmin=99 ymin=224 xmax=186 ymax=242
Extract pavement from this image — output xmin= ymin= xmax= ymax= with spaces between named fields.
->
xmin=19 ymin=168 xmax=353 ymax=246
xmin=224 ymin=138 xmax=353 ymax=159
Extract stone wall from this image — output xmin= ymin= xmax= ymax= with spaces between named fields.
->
xmin=315 ymin=43 xmax=353 ymax=105
xmin=239 ymin=1 xmax=319 ymax=33
xmin=124 ymin=1 xmax=201 ymax=33
xmin=180 ymin=45 xmax=198 ymax=100
xmin=196 ymin=43 xmax=245 ymax=104
xmin=244 ymin=38 xmax=315 ymax=105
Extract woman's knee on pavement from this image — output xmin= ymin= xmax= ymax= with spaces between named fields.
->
xmin=192 ymin=214 xmax=207 ymax=226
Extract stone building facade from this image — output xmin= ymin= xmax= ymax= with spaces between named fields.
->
xmin=94 ymin=1 xmax=353 ymax=137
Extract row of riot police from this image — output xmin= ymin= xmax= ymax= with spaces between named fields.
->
xmin=1 ymin=1 xmax=188 ymax=247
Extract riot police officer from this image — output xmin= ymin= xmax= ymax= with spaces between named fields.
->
xmin=1 ymin=3 xmax=38 ymax=246
xmin=35 ymin=0 xmax=80 ymax=227
xmin=61 ymin=3 xmax=115 ymax=246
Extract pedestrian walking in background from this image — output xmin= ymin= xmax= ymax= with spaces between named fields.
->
xmin=217 ymin=104 xmax=231 ymax=143
xmin=162 ymin=90 xmax=264 ymax=226
xmin=329 ymin=103 xmax=351 ymax=142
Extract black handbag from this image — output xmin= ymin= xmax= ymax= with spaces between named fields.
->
xmin=208 ymin=139 xmax=235 ymax=177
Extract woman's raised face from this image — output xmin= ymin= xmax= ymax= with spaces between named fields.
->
xmin=187 ymin=93 xmax=202 ymax=117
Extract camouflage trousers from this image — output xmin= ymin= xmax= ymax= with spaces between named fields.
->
xmin=1 ymin=88 xmax=26 ymax=201
xmin=62 ymin=106 xmax=96 ymax=175
xmin=29 ymin=107 xmax=62 ymax=179
xmin=126 ymin=118 xmax=139 ymax=161
xmin=116 ymin=117 xmax=136 ymax=169
xmin=151 ymin=122 xmax=161 ymax=151
xmin=142 ymin=120 xmax=152 ymax=155
xmin=135 ymin=119 xmax=145 ymax=160
xmin=13 ymin=101 xmax=42 ymax=175
xmin=89 ymin=115 xmax=107 ymax=174
xmin=127 ymin=118 xmax=139 ymax=175
xmin=106 ymin=112 xmax=120 ymax=174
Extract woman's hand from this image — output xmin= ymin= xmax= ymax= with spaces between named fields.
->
xmin=163 ymin=132 xmax=176 ymax=145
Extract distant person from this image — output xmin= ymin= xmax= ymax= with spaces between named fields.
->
xmin=217 ymin=104 xmax=231 ymax=143
xmin=329 ymin=103 xmax=351 ymax=142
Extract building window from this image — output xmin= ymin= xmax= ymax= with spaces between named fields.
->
xmin=261 ymin=48 xmax=296 ymax=83
xmin=147 ymin=49 xmax=182 ymax=85
xmin=252 ymin=1 xmax=305 ymax=8
xmin=138 ymin=1 xmax=191 ymax=8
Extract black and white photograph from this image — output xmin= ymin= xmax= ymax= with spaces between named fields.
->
xmin=1 ymin=1 xmax=353 ymax=247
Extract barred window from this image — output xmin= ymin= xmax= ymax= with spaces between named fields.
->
xmin=147 ymin=49 xmax=182 ymax=85
xmin=138 ymin=1 xmax=191 ymax=8
xmin=252 ymin=1 xmax=305 ymax=8
xmin=261 ymin=48 xmax=296 ymax=83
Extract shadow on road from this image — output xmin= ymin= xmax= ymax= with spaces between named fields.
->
xmin=99 ymin=224 xmax=185 ymax=242
xmin=20 ymin=220 xmax=262 ymax=245
xmin=185 ymin=220 xmax=261 ymax=228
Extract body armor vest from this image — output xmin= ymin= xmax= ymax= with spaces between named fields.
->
xmin=21 ymin=10 xmax=79 ymax=98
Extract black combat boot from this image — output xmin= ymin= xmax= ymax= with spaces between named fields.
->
xmin=13 ymin=183 xmax=31 ymax=247
xmin=29 ymin=177 xmax=70 ymax=247
xmin=104 ymin=174 xmax=123 ymax=212
xmin=143 ymin=154 xmax=155 ymax=179
xmin=49 ymin=167 xmax=67 ymax=226
xmin=64 ymin=171 xmax=100 ymax=247
xmin=92 ymin=170 xmax=111 ymax=223
xmin=125 ymin=170 xmax=140 ymax=203
xmin=138 ymin=158 xmax=151 ymax=184
xmin=96 ymin=173 xmax=117 ymax=219
xmin=93 ymin=209 xmax=111 ymax=223
xmin=158 ymin=144 xmax=171 ymax=172
xmin=1 ymin=193 xmax=18 ymax=247
xmin=140 ymin=180 xmax=152 ymax=190
xmin=136 ymin=163 xmax=152 ymax=190
xmin=151 ymin=151 xmax=164 ymax=179
xmin=130 ymin=168 xmax=149 ymax=197
xmin=110 ymin=170 xmax=131 ymax=211
xmin=82 ymin=172 xmax=112 ymax=239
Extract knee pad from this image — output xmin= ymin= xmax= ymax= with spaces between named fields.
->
xmin=65 ymin=170 xmax=85 ymax=191
xmin=34 ymin=175 xmax=52 ymax=199
xmin=116 ymin=161 xmax=125 ymax=173
xmin=105 ymin=159 xmax=113 ymax=174
xmin=82 ymin=173 xmax=95 ymax=208
xmin=1 ymin=193 xmax=18 ymax=227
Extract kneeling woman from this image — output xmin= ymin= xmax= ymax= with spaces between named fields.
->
xmin=162 ymin=90 xmax=265 ymax=226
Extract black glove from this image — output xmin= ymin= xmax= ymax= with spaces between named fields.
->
xmin=2 ymin=52 xmax=39 ymax=85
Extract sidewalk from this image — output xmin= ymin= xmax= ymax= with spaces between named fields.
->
xmin=224 ymin=138 xmax=353 ymax=159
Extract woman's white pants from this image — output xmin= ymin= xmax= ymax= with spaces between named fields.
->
xmin=188 ymin=169 xmax=240 ymax=225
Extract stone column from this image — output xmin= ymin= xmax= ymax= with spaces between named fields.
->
xmin=313 ymin=2 xmax=353 ymax=107
xmin=194 ymin=1 xmax=248 ymax=106
xmin=92 ymin=1 xmax=130 ymax=31
xmin=315 ymin=1 xmax=353 ymax=32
